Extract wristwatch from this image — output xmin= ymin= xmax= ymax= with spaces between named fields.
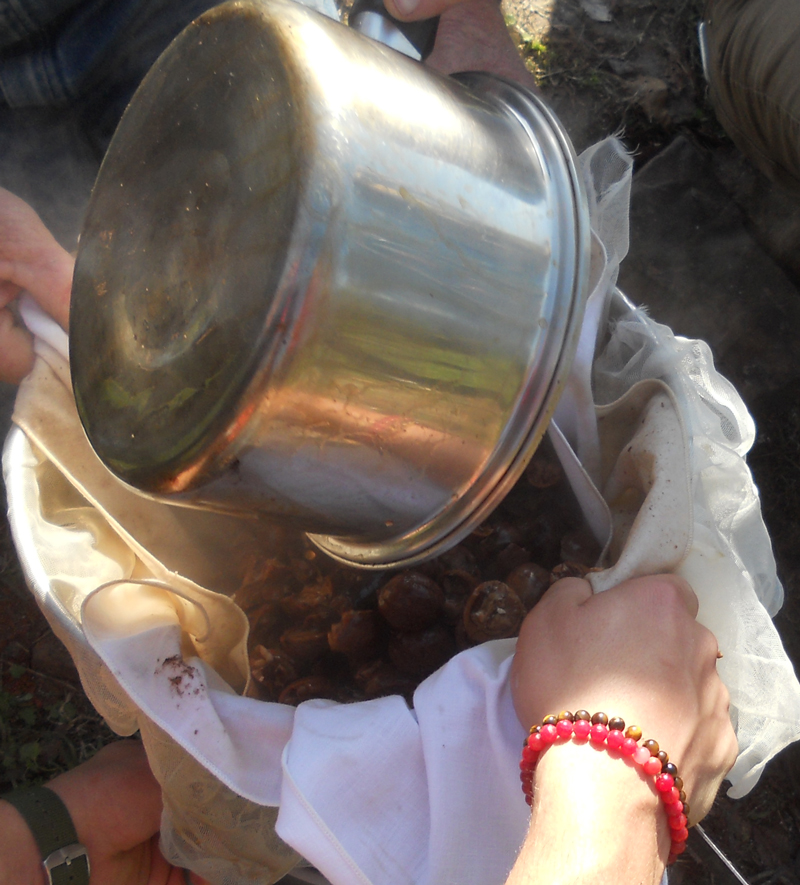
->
xmin=1 ymin=786 xmax=90 ymax=885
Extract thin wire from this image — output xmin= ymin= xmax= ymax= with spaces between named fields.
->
xmin=695 ymin=824 xmax=753 ymax=885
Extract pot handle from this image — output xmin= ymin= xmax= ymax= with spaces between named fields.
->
xmin=348 ymin=0 xmax=439 ymax=60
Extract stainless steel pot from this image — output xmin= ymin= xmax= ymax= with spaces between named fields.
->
xmin=69 ymin=0 xmax=590 ymax=568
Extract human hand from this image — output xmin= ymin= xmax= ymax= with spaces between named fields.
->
xmin=510 ymin=574 xmax=738 ymax=825
xmin=0 ymin=187 xmax=73 ymax=383
xmin=383 ymin=0 xmax=536 ymax=88
xmin=1 ymin=741 xmax=209 ymax=885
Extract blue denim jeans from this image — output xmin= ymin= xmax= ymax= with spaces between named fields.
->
xmin=0 ymin=0 xmax=219 ymax=245
xmin=1 ymin=0 xmax=217 ymax=126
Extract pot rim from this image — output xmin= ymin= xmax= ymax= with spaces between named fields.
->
xmin=309 ymin=73 xmax=591 ymax=569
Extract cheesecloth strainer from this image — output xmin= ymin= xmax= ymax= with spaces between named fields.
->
xmin=4 ymin=137 xmax=800 ymax=885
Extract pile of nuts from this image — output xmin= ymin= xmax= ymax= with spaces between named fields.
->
xmin=235 ymin=440 xmax=601 ymax=706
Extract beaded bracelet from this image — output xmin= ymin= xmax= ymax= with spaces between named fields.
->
xmin=519 ymin=710 xmax=690 ymax=865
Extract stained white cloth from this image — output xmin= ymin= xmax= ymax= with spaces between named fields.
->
xmin=5 ymin=137 xmax=800 ymax=885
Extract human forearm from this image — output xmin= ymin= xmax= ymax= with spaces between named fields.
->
xmin=506 ymin=741 xmax=668 ymax=885
xmin=0 ymin=741 xmax=193 ymax=885
xmin=0 ymin=799 xmax=47 ymax=885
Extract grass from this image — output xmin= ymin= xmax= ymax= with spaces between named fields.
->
xmin=0 ymin=659 xmax=115 ymax=791
xmin=504 ymin=0 xmax=726 ymax=163
xmin=0 ymin=499 xmax=116 ymax=791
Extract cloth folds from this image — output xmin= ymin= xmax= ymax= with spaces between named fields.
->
xmin=4 ymin=137 xmax=800 ymax=885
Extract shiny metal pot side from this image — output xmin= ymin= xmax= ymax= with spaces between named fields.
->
xmin=69 ymin=0 xmax=590 ymax=568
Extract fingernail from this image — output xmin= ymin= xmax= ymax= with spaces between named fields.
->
xmin=390 ymin=0 xmax=421 ymax=15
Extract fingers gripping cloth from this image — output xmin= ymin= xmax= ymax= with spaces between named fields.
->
xmin=4 ymin=137 xmax=800 ymax=885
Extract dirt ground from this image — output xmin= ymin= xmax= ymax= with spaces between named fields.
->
xmin=504 ymin=0 xmax=717 ymax=156
xmin=2 ymin=1 xmax=800 ymax=883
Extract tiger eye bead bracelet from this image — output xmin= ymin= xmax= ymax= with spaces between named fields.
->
xmin=519 ymin=710 xmax=690 ymax=865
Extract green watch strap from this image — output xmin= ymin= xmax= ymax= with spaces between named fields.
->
xmin=1 ymin=786 xmax=90 ymax=885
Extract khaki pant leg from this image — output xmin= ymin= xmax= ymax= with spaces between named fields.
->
xmin=705 ymin=0 xmax=800 ymax=194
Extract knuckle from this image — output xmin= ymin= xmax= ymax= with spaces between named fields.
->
xmin=696 ymin=623 xmax=720 ymax=657
xmin=712 ymin=689 xmax=739 ymax=771
xmin=726 ymin=734 xmax=739 ymax=771
xmin=657 ymin=583 xmax=684 ymax=615
xmin=646 ymin=574 xmax=694 ymax=611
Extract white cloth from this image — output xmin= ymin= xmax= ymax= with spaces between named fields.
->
xmin=5 ymin=137 xmax=799 ymax=885
xmin=279 ymin=644 xmax=526 ymax=885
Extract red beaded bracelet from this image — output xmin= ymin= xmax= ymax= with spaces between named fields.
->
xmin=519 ymin=710 xmax=690 ymax=865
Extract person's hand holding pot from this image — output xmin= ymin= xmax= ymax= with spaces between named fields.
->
xmin=384 ymin=0 xmax=536 ymax=88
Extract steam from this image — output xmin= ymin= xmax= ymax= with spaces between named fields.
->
xmin=0 ymin=105 xmax=101 ymax=251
